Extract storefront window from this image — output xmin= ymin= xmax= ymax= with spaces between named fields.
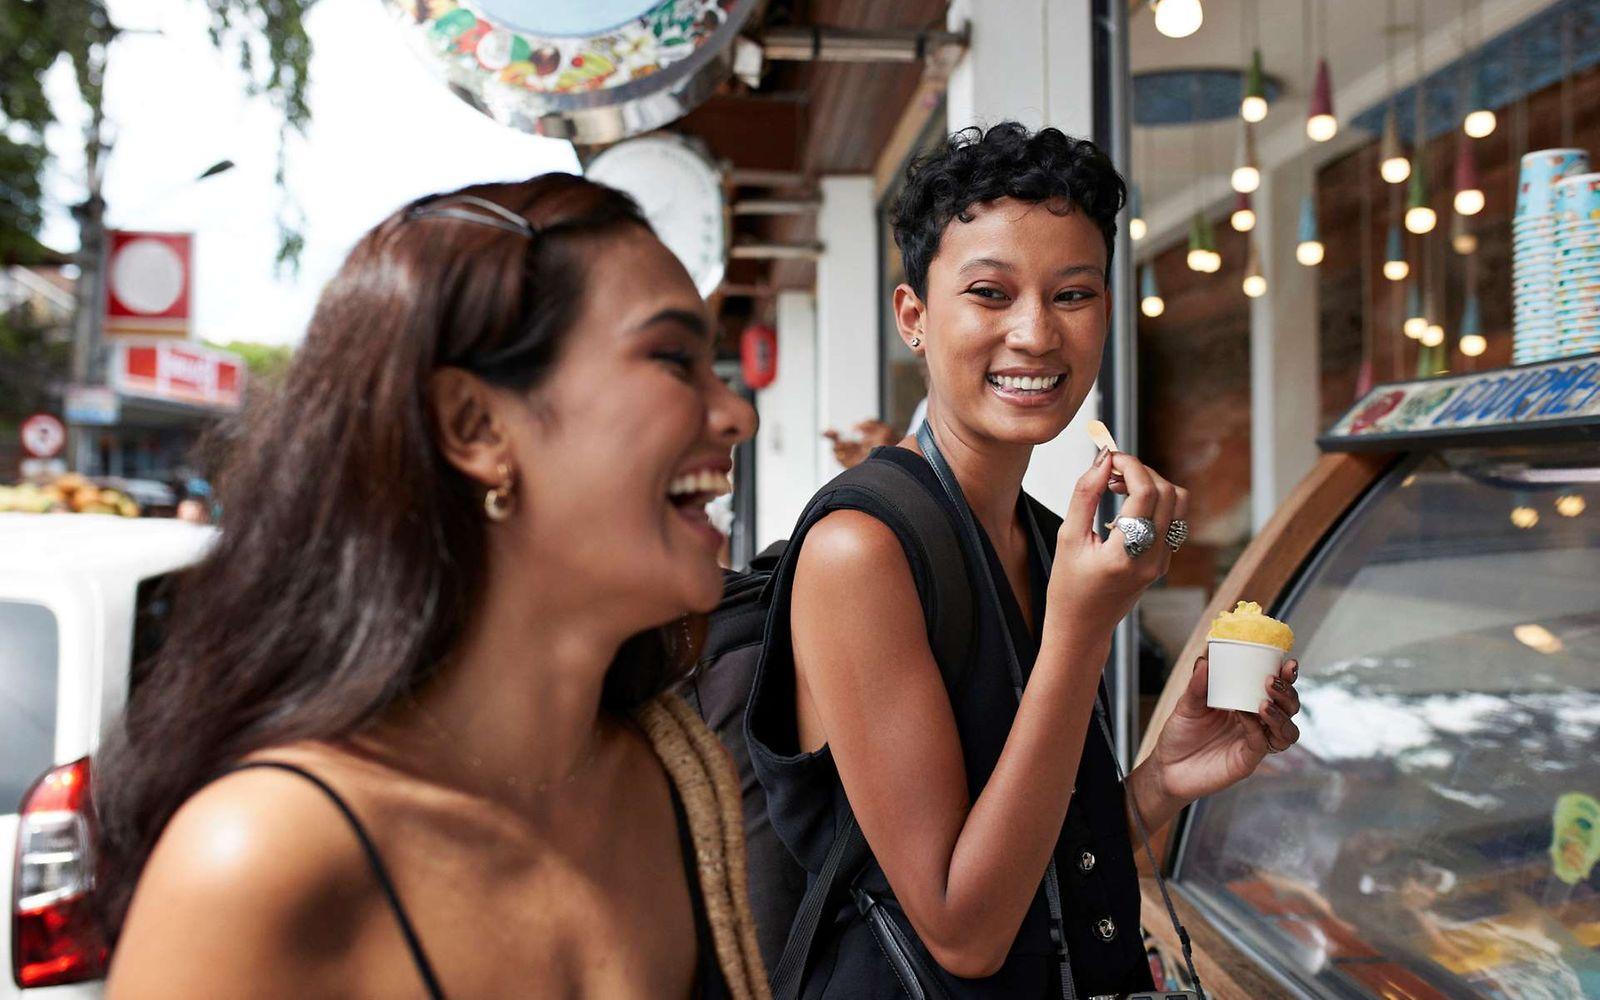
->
xmin=1177 ymin=443 xmax=1600 ymax=999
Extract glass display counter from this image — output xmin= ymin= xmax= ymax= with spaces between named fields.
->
xmin=1150 ymin=354 xmax=1600 ymax=999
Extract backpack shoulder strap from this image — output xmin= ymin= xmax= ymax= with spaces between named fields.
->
xmin=766 ymin=453 xmax=974 ymax=1000
xmin=831 ymin=456 xmax=974 ymax=681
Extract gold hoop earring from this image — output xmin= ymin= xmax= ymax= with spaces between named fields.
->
xmin=484 ymin=463 xmax=515 ymax=522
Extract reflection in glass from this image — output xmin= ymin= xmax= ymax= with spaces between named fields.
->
xmin=1177 ymin=445 xmax=1600 ymax=999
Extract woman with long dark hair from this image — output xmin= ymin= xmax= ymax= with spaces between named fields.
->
xmin=96 ymin=174 xmax=768 ymax=998
xmin=746 ymin=123 xmax=1304 ymax=997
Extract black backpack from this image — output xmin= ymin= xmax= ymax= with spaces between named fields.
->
xmin=676 ymin=457 xmax=975 ymax=1000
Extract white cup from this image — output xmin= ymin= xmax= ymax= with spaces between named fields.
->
xmin=1206 ymin=639 xmax=1286 ymax=714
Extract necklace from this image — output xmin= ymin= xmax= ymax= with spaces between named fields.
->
xmin=408 ymin=697 xmax=603 ymax=796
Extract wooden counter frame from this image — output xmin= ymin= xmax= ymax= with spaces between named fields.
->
xmin=1133 ymin=448 xmax=1397 ymax=998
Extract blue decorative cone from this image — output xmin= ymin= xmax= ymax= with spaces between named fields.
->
xmin=1297 ymin=195 xmax=1319 ymax=244
xmin=1460 ymin=295 xmax=1482 ymax=337
xmin=1129 ymin=184 xmax=1143 ymax=219
xmin=1386 ymin=225 xmax=1405 ymax=266
xmin=1141 ymin=264 xmax=1160 ymax=300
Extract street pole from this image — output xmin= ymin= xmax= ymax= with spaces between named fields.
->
xmin=67 ymin=89 xmax=109 ymax=475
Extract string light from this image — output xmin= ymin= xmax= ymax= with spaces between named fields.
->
xmin=1296 ymin=195 xmax=1324 ymax=266
xmin=1383 ymin=225 xmax=1409 ymax=280
xmin=1140 ymin=265 xmax=1166 ymax=317
xmin=1152 ymin=0 xmax=1204 ymax=38
xmin=1232 ymin=191 xmax=1256 ymax=232
xmin=1243 ymin=242 xmax=1267 ymax=297
xmin=1232 ymin=123 xmax=1261 ymax=193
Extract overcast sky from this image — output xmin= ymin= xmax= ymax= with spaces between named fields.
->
xmin=41 ymin=0 xmax=579 ymax=347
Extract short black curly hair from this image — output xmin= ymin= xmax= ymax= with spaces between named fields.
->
xmin=891 ymin=122 xmax=1127 ymax=299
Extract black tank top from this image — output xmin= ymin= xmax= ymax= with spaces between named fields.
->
xmin=746 ymin=446 xmax=1154 ymax=998
xmin=221 ymin=759 xmax=728 ymax=999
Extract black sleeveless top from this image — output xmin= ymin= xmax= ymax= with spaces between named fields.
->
xmin=222 ymin=760 xmax=728 ymax=999
xmin=746 ymin=447 xmax=1154 ymax=998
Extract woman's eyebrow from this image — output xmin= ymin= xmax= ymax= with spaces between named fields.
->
xmin=639 ymin=308 xmax=712 ymax=342
xmin=957 ymin=256 xmax=1015 ymax=275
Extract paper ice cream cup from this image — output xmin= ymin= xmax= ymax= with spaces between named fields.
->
xmin=1207 ymin=639 xmax=1286 ymax=714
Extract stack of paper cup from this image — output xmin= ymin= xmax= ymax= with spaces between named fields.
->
xmin=1515 ymin=149 xmax=1590 ymax=365
xmin=1554 ymin=173 xmax=1600 ymax=358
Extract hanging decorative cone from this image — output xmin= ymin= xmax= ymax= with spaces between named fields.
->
xmin=1306 ymin=59 xmax=1337 ymax=140
xmin=1405 ymin=156 xmax=1437 ymax=233
xmin=1379 ymin=106 xmax=1410 ymax=183
xmin=1231 ymin=122 xmax=1261 ymax=193
xmin=1454 ymin=139 xmax=1484 ymax=214
xmin=1386 ymin=224 xmax=1405 ymax=265
xmin=1141 ymin=263 xmax=1161 ymax=300
xmin=1297 ymin=195 xmax=1319 ymax=244
xmin=1460 ymin=294 xmax=1482 ymax=337
xmin=1244 ymin=48 xmax=1267 ymax=108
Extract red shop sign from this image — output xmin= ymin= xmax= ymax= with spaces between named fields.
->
xmin=112 ymin=339 xmax=244 ymax=410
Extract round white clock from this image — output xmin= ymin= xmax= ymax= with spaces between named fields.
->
xmin=586 ymin=134 xmax=727 ymax=299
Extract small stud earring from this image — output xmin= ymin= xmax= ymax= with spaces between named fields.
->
xmin=910 ymin=337 xmax=922 ymax=349
xmin=484 ymin=462 xmax=515 ymax=521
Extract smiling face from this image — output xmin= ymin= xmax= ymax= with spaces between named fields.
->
xmin=895 ymin=197 xmax=1111 ymax=448
xmin=498 ymin=229 xmax=756 ymax=627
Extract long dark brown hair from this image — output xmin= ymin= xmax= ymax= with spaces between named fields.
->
xmin=93 ymin=174 xmax=696 ymax=938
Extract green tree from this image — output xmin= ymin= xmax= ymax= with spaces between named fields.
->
xmin=207 ymin=338 xmax=294 ymax=388
xmin=0 ymin=0 xmax=314 ymax=269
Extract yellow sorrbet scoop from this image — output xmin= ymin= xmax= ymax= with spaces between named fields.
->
xmin=1208 ymin=601 xmax=1294 ymax=651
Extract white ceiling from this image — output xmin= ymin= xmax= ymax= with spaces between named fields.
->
xmin=1129 ymin=0 xmax=1563 ymax=253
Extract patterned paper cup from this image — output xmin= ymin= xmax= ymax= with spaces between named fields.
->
xmin=1555 ymin=174 xmax=1600 ymax=222
xmin=1519 ymin=149 xmax=1591 ymax=217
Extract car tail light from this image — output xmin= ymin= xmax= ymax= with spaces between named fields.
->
xmin=12 ymin=757 xmax=106 ymax=988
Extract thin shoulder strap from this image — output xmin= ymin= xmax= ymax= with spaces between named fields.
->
xmin=221 ymin=760 xmax=447 ymax=1000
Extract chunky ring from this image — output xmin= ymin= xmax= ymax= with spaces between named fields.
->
xmin=1166 ymin=519 xmax=1189 ymax=551
xmin=1104 ymin=516 xmax=1157 ymax=558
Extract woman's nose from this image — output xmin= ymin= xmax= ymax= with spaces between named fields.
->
xmin=708 ymin=376 xmax=758 ymax=446
xmin=1006 ymin=299 xmax=1063 ymax=355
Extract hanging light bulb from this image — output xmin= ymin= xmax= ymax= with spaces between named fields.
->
xmin=1510 ymin=504 xmax=1540 ymax=529
xmin=1306 ymin=59 xmax=1338 ymax=142
xmin=1383 ymin=225 xmax=1409 ymax=281
xmin=1242 ymin=48 xmax=1269 ymax=122
xmin=1140 ymin=265 xmax=1166 ymax=317
xmin=1380 ymin=106 xmax=1411 ymax=183
xmin=1405 ymin=160 xmax=1437 ymax=234
xmin=1453 ymin=140 xmax=1485 ymax=216
xmin=1404 ymin=282 xmax=1427 ymax=338
xmin=1452 ymin=211 xmax=1479 ymax=255
xmin=1556 ymin=494 xmax=1587 ymax=517
xmin=1296 ymin=195 xmax=1324 ymax=266
xmin=1202 ymin=214 xmax=1222 ymax=272
xmin=1231 ymin=191 xmax=1256 ymax=232
xmin=1463 ymin=70 xmax=1496 ymax=138
xmin=1152 ymin=0 xmax=1204 ymax=38
xmin=1459 ymin=293 xmax=1485 ymax=356
xmin=1243 ymin=242 xmax=1267 ymax=297
xmin=1231 ymin=123 xmax=1261 ymax=193
xmin=1129 ymin=185 xmax=1147 ymax=241
xmin=1187 ymin=214 xmax=1209 ymax=272
xmin=1422 ymin=323 xmax=1445 ymax=347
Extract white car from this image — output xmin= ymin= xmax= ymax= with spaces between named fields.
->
xmin=2 ymin=513 xmax=215 ymax=996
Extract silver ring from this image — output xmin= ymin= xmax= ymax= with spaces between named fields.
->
xmin=1105 ymin=516 xmax=1157 ymax=557
xmin=1166 ymin=519 xmax=1189 ymax=551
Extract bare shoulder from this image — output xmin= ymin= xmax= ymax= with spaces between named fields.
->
xmin=796 ymin=508 xmax=909 ymax=583
xmin=107 ymin=756 xmax=376 ymax=997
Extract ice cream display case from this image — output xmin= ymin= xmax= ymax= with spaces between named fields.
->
xmin=1138 ymin=353 xmax=1600 ymax=999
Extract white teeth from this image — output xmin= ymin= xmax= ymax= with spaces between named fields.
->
xmin=988 ymin=374 xmax=1062 ymax=391
xmin=668 ymin=470 xmax=732 ymax=498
